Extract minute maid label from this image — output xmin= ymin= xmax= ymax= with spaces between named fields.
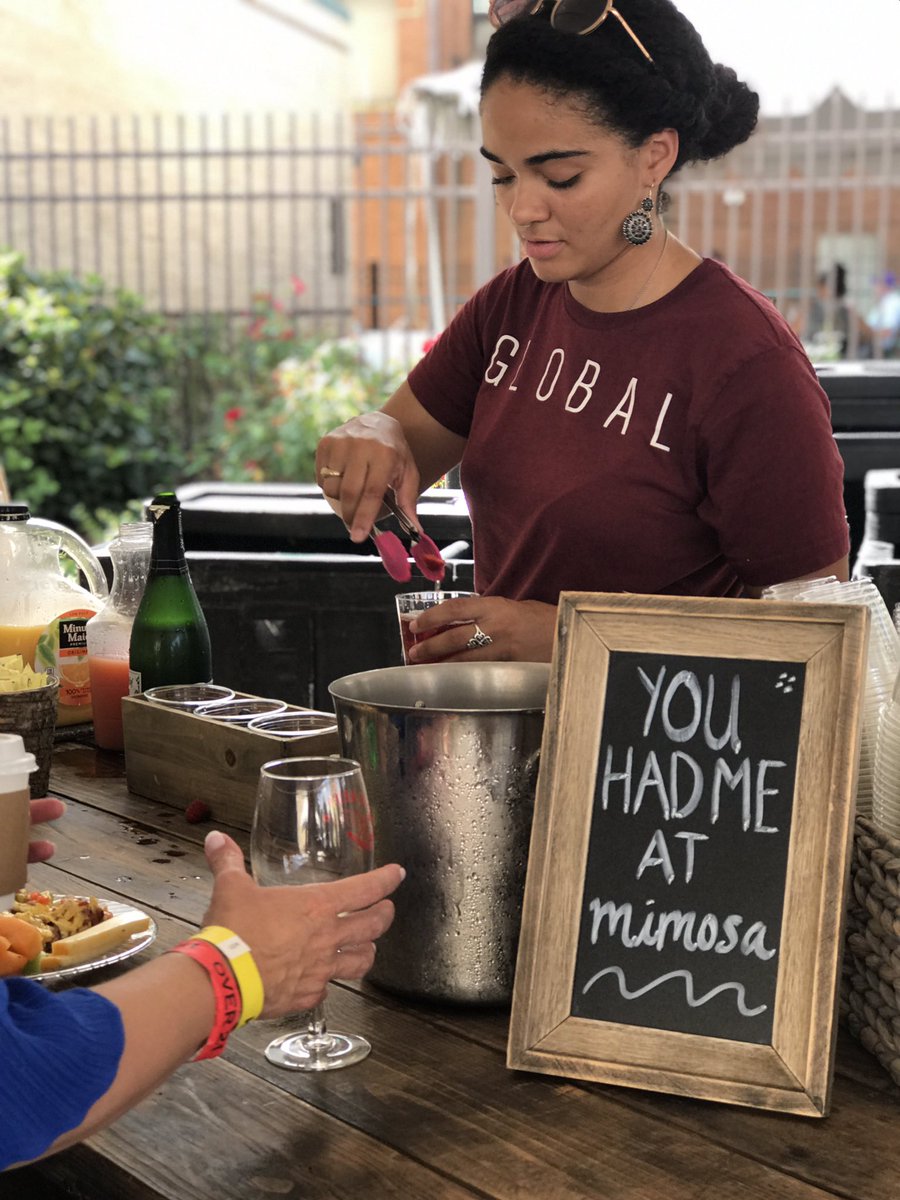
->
xmin=35 ymin=607 xmax=97 ymax=726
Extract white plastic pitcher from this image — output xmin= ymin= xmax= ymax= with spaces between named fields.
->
xmin=0 ymin=505 xmax=109 ymax=725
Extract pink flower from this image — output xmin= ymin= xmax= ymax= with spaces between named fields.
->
xmin=225 ymin=407 xmax=244 ymax=424
xmin=290 ymin=275 xmax=306 ymax=296
xmin=422 ymin=334 xmax=440 ymax=354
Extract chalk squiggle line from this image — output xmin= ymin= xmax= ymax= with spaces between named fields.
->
xmin=581 ymin=965 xmax=767 ymax=1018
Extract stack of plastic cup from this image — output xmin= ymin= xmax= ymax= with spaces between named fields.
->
xmin=791 ymin=578 xmax=900 ymax=817
xmin=760 ymin=576 xmax=838 ymax=601
xmin=874 ymin=671 xmax=900 ymax=839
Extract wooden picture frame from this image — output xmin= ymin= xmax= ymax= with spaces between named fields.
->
xmin=508 ymin=592 xmax=869 ymax=1117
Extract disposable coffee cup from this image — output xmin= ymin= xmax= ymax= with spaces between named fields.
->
xmin=0 ymin=733 xmax=37 ymax=910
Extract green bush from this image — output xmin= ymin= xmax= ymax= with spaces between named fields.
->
xmin=0 ymin=250 xmax=187 ymax=536
xmin=0 ymin=256 xmax=415 ymax=540
xmin=215 ymin=339 xmax=406 ymax=484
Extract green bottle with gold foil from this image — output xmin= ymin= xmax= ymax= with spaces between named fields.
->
xmin=128 ymin=492 xmax=212 ymax=694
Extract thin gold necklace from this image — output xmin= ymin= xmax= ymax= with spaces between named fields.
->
xmin=627 ymin=226 xmax=669 ymax=311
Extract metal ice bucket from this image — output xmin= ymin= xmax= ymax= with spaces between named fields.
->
xmin=329 ymin=662 xmax=549 ymax=1005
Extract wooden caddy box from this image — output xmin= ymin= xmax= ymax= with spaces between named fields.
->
xmin=122 ymin=693 xmax=340 ymax=832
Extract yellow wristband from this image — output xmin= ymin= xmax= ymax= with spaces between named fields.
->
xmin=192 ymin=926 xmax=265 ymax=1027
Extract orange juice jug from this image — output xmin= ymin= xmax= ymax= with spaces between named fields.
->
xmin=0 ymin=505 xmax=109 ymax=726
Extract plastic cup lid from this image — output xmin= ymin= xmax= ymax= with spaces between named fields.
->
xmin=0 ymin=732 xmax=37 ymax=775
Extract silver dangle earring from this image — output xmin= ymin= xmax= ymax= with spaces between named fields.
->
xmin=622 ymin=193 xmax=655 ymax=246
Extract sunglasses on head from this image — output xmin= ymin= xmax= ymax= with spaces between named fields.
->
xmin=490 ymin=0 xmax=654 ymax=64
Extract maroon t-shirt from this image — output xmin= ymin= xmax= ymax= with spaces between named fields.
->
xmin=408 ymin=258 xmax=849 ymax=603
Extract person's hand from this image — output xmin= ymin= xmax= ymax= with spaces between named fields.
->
xmin=201 ymin=830 xmax=403 ymax=1018
xmin=27 ymin=797 xmax=66 ymax=863
xmin=316 ymin=412 xmax=421 ymax=544
xmin=407 ymin=596 xmax=558 ymax=664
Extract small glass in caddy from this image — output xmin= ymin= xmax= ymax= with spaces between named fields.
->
xmin=250 ymin=756 xmax=375 ymax=1070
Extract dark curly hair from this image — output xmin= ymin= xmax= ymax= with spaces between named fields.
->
xmin=481 ymin=0 xmax=759 ymax=175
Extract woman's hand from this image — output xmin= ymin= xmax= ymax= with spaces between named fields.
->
xmin=316 ymin=411 xmax=421 ymax=544
xmin=406 ymin=596 xmax=558 ymax=665
xmin=201 ymin=831 xmax=403 ymax=1018
xmin=315 ymin=382 xmax=467 ymax=545
xmin=27 ymin=797 xmax=66 ymax=863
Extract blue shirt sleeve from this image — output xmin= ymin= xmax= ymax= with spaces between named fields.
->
xmin=0 ymin=978 xmax=125 ymax=1170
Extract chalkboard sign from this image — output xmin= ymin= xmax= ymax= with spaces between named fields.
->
xmin=508 ymin=593 xmax=869 ymax=1117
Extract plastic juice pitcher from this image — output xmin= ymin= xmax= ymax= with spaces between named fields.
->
xmin=0 ymin=506 xmax=109 ymax=727
xmin=87 ymin=522 xmax=152 ymax=750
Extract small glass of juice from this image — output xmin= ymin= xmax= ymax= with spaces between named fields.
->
xmin=395 ymin=591 xmax=475 ymax=664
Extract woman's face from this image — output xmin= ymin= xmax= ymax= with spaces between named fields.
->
xmin=480 ymin=78 xmax=648 ymax=299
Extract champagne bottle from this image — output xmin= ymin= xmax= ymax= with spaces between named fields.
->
xmin=128 ymin=493 xmax=212 ymax=694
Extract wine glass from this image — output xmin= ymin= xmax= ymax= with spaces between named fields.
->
xmin=250 ymin=756 xmax=375 ymax=1071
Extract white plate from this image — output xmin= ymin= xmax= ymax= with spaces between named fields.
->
xmin=29 ymin=899 xmax=157 ymax=984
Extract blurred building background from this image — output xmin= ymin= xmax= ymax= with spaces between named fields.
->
xmin=1 ymin=0 xmax=898 ymax=358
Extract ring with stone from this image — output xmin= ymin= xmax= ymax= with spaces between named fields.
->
xmin=466 ymin=624 xmax=493 ymax=650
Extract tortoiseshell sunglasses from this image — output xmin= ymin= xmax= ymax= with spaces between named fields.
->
xmin=490 ymin=0 xmax=654 ymax=64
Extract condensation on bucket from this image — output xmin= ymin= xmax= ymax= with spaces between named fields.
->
xmin=329 ymin=662 xmax=548 ymax=1005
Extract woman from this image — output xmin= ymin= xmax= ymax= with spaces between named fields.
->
xmin=2 ymin=799 xmax=402 ymax=1170
xmin=316 ymin=0 xmax=849 ymax=663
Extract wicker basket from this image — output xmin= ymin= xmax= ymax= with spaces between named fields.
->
xmin=841 ymin=815 xmax=900 ymax=1086
xmin=0 ymin=679 xmax=59 ymax=797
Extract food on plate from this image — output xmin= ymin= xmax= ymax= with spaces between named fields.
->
xmin=5 ymin=888 xmax=151 ymax=974
xmin=11 ymin=888 xmax=108 ymax=952
xmin=49 ymin=911 xmax=152 ymax=966
xmin=0 ymin=914 xmax=44 ymax=977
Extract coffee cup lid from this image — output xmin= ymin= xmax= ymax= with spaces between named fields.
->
xmin=0 ymin=733 xmax=37 ymax=776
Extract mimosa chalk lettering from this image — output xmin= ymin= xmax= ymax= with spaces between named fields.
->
xmin=571 ymin=652 xmax=802 ymax=1042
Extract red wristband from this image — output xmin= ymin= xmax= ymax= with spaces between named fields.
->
xmin=168 ymin=937 xmax=243 ymax=1060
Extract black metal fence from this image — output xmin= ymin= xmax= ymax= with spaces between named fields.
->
xmin=2 ymin=93 xmax=900 ymax=362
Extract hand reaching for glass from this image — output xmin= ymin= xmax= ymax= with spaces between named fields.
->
xmin=203 ymin=823 xmax=403 ymax=1023
xmin=249 ymin=756 xmax=393 ymax=1069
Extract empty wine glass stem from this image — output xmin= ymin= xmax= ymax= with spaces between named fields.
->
xmin=305 ymin=1003 xmax=332 ymax=1049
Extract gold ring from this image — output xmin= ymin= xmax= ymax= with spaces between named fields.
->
xmin=319 ymin=467 xmax=344 ymax=480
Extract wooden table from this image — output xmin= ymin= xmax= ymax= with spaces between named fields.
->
xmin=3 ymin=738 xmax=900 ymax=1200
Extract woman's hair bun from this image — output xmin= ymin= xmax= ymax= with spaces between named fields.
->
xmin=688 ymin=64 xmax=760 ymax=164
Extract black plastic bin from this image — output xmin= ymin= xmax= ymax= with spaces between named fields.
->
xmin=106 ymin=483 xmax=475 ymax=710
xmin=185 ymin=550 xmax=475 ymax=710
xmin=176 ymin=481 xmax=472 ymax=556
xmin=816 ymin=362 xmax=900 ymax=562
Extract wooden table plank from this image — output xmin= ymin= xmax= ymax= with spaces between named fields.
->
xmin=14 ymin=743 xmax=898 ymax=1200
xmin=2 ymin=1058 xmax=482 ymax=1200
xmin=19 ymin=855 xmax=833 ymax=1200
